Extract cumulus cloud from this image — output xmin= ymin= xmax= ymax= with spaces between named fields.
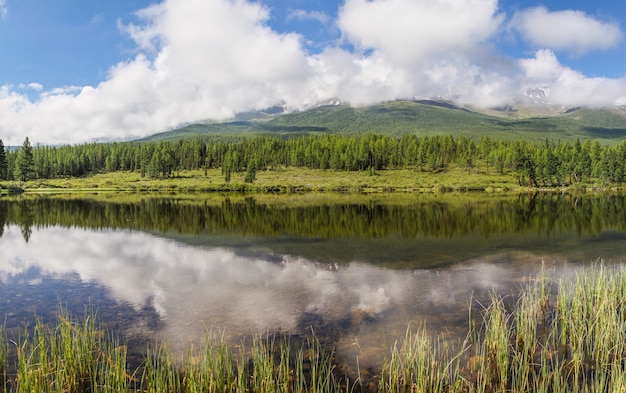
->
xmin=0 ymin=0 xmax=7 ymax=19
xmin=337 ymin=0 xmax=503 ymax=66
xmin=124 ymin=0 xmax=309 ymax=95
xmin=1 ymin=0 xmax=316 ymax=144
xmin=510 ymin=7 xmax=622 ymax=53
xmin=303 ymin=0 xmax=513 ymax=107
xmin=519 ymin=49 xmax=626 ymax=107
xmin=0 ymin=0 xmax=625 ymax=145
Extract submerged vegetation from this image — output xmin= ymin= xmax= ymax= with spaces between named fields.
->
xmin=2 ymin=265 xmax=626 ymax=392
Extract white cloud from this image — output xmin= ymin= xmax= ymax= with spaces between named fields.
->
xmin=337 ymin=0 xmax=504 ymax=66
xmin=40 ymin=85 xmax=83 ymax=98
xmin=303 ymin=0 xmax=513 ymax=107
xmin=287 ymin=9 xmax=330 ymax=25
xmin=307 ymin=48 xmax=517 ymax=108
xmin=0 ymin=0 xmax=7 ymax=19
xmin=27 ymin=82 xmax=43 ymax=91
xmin=0 ymin=0 xmax=315 ymax=144
xmin=519 ymin=49 xmax=626 ymax=107
xmin=16 ymin=83 xmax=44 ymax=92
xmin=510 ymin=7 xmax=623 ymax=53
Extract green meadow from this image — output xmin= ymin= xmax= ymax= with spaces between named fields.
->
xmin=0 ymin=165 xmax=615 ymax=195
xmin=1 ymin=167 xmax=510 ymax=193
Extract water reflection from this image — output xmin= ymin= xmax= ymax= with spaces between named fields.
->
xmin=0 ymin=223 xmax=608 ymax=371
xmin=3 ymin=193 xmax=626 ymax=268
xmin=3 ymin=193 xmax=626 ymax=244
xmin=0 ymin=225 xmax=416 ymax=335
xmin=2 ymin=193 xmax=626 ymax=375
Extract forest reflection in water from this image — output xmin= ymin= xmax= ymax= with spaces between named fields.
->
xmin=0 ymin=192 xmax=626 ymax=371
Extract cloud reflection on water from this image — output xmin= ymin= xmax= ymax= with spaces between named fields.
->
xmin=0 ymin=224 xmax=584 ymax=367
xmin=1 ymin=226 xmax=415 ymax=334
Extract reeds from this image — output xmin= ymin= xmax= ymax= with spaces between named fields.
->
xmin=0 ymin=325 xmax=5 ymax=393
xmin=377 ymin=263 xmax=626 ymax=393
xmin=4 ymin=264 xmax=626 ymax=392
xmin=142 ymin=330 xmax=341 ymax=393
xmin=11 ymin=307 xmax=131 ymax=393
xmin=379 ymin=324 xmax=466 ymax=393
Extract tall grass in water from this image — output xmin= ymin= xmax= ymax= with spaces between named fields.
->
xmin=12 ymin=307 xmax=130 ymax=393
xmin=143 ymin=330 xmax=341 ymax=393
xmin=6 ymin=264 xmax=626 ymax=392
xmin=0 ymin=325 xmax=5 ymax=392
xmin=378 ymin=263 xmax=626 ymax=393
xmin=379 ymin=324 xmax=466 ymax=393
xmin=143 ymin=342 xmax=181 ymax=393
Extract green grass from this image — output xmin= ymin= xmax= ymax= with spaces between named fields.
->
xmin=378 ymin=264 xmax=626 ymax=393
xmin=12 ymin=307 xmax=130 ymax=393
xmin=4 ymin=265 xmax=626 ymax=392
xmin=1 ymin=164 xmax=601 ymax=195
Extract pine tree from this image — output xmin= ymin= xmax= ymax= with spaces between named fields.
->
xmin=14 ymin=137 xmax=34 ymax=183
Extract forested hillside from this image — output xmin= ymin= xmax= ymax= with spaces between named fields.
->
xmin=2 ymin=133 xmax=626 ymax=188
xmin=141 ymin=101 xmax=626 ymax=144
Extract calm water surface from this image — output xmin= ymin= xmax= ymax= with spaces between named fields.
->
xmin=1 ymin=192 xmax=626 ymax=373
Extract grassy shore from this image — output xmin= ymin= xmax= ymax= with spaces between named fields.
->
xmin=3 ymin=264 xmax=626 ymax=392
xmin=0 ymin=166 xmax=618 ymax=195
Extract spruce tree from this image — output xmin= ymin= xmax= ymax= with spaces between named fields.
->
xmin=244 ymin=156 xmax=257 ymax=183
xmin=0 ymin=139 xmax=7 ymax=180
xmin=222 ymin=150 xmax=233 ymax=182
xmin=14 ymin=136 xmax=34 ymax=183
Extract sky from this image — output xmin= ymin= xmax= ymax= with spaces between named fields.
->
xmin=1 ymin=0 xmax=625 ymax=145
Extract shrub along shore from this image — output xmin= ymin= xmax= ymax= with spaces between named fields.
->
xmin=2 ymin=264 xmax=626 ymax=392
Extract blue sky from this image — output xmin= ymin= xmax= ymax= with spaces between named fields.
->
xmin=1 ymin=0 xmax=625 ymax=144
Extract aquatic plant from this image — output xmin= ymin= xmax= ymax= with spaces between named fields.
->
xmin=379 ymin=324 xmax=466 ymax=393
xmin=12 ymin=308 xmax=130 ymax=393
xmin=0 ymin=325 xmax=5 ymax=391
xmin=378 ymin=263 xmax=626 ymax=393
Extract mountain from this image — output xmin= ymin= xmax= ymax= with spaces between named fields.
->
xmin=138 ymin=100 xmax=626 ymax=144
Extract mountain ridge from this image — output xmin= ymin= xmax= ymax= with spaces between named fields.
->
xmin=138 ymin=99 xmax=626 ymax=144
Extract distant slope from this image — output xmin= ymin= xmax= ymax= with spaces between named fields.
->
xmin=138 ymin=100 xmax=626 ymax=143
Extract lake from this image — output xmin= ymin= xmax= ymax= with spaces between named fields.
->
xmin=1 ymin=192 xmax=626 ymax=378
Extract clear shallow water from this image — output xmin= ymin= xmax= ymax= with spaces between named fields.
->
xmin=1 ymin=193 xmax=626 ymax=373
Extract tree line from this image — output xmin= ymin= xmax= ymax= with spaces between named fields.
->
xmin=1 ymin=134 xmax=626 ymax=186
